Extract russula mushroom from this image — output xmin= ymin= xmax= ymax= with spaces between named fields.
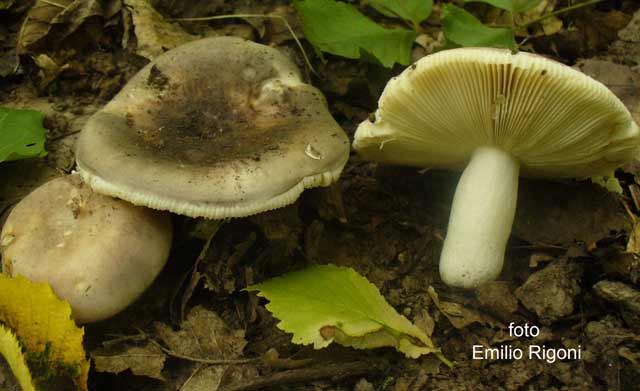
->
xmin=353 ymin=48 xmax=640 ymax=289
xmin=75 ymin=37 xmax=349 ymax=219
xmin=0 ymin=175 xmax=172 ymax=323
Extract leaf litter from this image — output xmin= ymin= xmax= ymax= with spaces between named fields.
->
xmin=3 ymin=1 xmax=640 ymax=390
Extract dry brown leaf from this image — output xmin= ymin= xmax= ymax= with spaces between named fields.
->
xmin=610 ymin=8 xmax=640 ymax=65
xmin=515 ymin=259 xmax=582 ymax=325
xmin=475 ymin=281 xmax=518 ymax=320
xmin=513 ymin=179 xmax=629 ymax=246
xmin=0 ymin=0 xmax=14 ymax=10
xmin=151 ymin=0 xmax=224 ymax=19
xmin=153 ymin=306 xmax=249 ymax=390
xmin=575 ymin=9 xmax=631 ymax=55
xmin=18 ymin=0 xmax=120 ymax=54
xmin=123 ymin=0 xmax=196 ymax=60
xmin=92 ymin=341 xmax=166 ymax=380
xmin=575 ymin=59 xmax=640 ymax=124
xmin=154 ymin=306 xmax=247 ymax=359
xmin=180 ymin=365 xmax=226 ymax=391
xmin=516 ymin=0 xmax=562 ymax=37
xmin=427 ymin=286 xmax=492 ymax=329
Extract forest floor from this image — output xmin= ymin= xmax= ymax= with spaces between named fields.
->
xmin=2 ymin=1 xmax=640 ymax=390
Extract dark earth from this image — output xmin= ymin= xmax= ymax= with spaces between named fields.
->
xmin=2 ymin=1 xmax=640 ymax=390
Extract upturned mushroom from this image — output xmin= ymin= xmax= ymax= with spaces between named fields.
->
xmin=75 ymin=37 xmax=349 ymax=219
xmin=353 ymin=48 xmax=640 ymax=289
xmin=0 ymin=175 xmax=172 ymax=323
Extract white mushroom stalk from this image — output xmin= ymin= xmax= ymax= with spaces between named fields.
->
xmin=439 ymin=147 xmax=519 ymax=288
xmin=353 ymin=48 xmax=640 ymax=289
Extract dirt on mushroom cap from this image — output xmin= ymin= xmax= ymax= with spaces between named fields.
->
xmin=76 ymin=37 xmax=350 ymax=218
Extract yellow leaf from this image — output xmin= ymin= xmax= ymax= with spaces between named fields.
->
xmin=0 ymin=274 xmax=89 ymax=390
xmin=0 ymin=323 xmax=36 ymax=391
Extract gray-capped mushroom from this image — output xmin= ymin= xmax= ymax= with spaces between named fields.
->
xmin=0 ymin=175 xmax=172 ymax=323
xmin=354 ymin=48 xmax=640 ymax=289
xmin=75 ymin=37 xmax=350 ymax=219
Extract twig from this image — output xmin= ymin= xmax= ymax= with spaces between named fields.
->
xmin=170 ymin=14 xmax=318 ymax=77
xmin=520 ymin=0 xmax=605 ymax=29
xmin=48 ymin=129 xmax=81 ymax=142
xmin=218 ymin=360 xmax=383 ymax=391
xmin=149 ymin=340 xmax=258 ymax=365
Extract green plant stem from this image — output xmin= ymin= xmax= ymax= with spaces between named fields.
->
xmin=520 ymin=0 xmax=605 ymax=28
xmin=169 ymin=14 xmax=318 ymax=77
xmin=436 ymin=352 xmax=455 ymax=369
xmin=487 ymin=0 xmax=605 ymax=29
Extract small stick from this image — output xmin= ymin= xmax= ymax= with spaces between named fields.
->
xmin=150 ymin=340 xmax=257 ymax=365
xmin=219 ymin=361 xmax=382 ymax=391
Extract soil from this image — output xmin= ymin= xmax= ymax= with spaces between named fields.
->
xmin=2 ymin=1 xmax=640 ymax=391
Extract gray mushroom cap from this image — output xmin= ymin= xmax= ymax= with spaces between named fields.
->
xmin=0 ymin=175 xmax=172 ymax=323
xmin=76 ymin=37 xmax=349 ymax=219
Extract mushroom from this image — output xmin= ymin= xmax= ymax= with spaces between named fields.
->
xmin=75 ymin=37 xmax=350 ymax=219
xmin=0 ymin=175 xmax=172 ymax=323
xmin=353 ymin=48 xmax=640 ymax=288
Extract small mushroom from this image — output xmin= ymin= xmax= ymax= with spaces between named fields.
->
xmin=75 ymin=37 xmax=350 ymax=218
xmin=353 ymin=48 xmax=640 ymax=289
xmin=0 ymin=175 xmax=172 ymax=323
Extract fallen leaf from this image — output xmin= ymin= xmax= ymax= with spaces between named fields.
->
xmin=0 ymin=1 xmax=14 ymax=10
xmin=153 ymin=306 xmax=248 ymax=390
xmin=92 ymin=341 xmax=166 ymax=380
xmin=17 ymin=0 xmax=121 ymax=54
xmin=154 ymin=306 xmax=246 ymax=359
xmin=593 ymin=280 xmax=640 ymax=332
xmin=574 ymin=9 xmax=631 ymax=57
xmin=0 ymin=107 xmax=47 ymax=163
xmin=513 ymin=179 xmax=630 ymax=246
xmin=180 ymin=365 xmax=226 ymax=391
xmin=517 ymin=0 xmax=562 ymax=37
xmin=475 ymin=281 xmax=518 ymax=320
xmin=32 ymin=54 xmax=68 ymax=88
xmin=151 ymin=0 xmax=225 ymax=19
xmin=248 ymin=265 xmax=438 ymax=358
xmin=123 ymin=0 xmax=196 ymax=60
xmin=610 ymin=8 xmax=640 ymax=65
xmin=427 ymin=286 xmax=491 ymax=329
xmin=515 ymin=259 xmax=581 ymax=324
xmin=0 ymin=324 xmax=35 ymax=391
xmin=575 ymin=59 xmax=640 ymax=124
xmin=0 ymin=275 xmax=89 ymax=390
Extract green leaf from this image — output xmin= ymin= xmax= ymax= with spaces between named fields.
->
xmin=441 ymin=4 xmax=517 ymax=50
xmin=294 ymin=0 xmax=417 ymax=67
xmin=591 ymin=174 xmax=623 ymax=194
xmin=0 ymin=107 xmax=47 ymax=163
xmin=464 ymin=0 xmax=543 ymax=13
xmin=246 ymin=264 xmax=438 ymax=358
xmin=367 ymin=0 xmax=433 ymax=27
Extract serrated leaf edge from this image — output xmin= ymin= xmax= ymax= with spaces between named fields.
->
xmin=0 ymin=323 xmax=36 ymax=391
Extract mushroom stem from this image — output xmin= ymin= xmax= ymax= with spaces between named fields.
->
xmin=439 ymin=146 xmax=520 ymax=288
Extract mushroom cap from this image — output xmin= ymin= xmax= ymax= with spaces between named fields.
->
xmin=76 ymin=37 xmax=349 ymax=219
xmin=0 ymin=175 xmax=172 ymax=323
xmin=354 ymin=48 xmax=640 ymax=178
